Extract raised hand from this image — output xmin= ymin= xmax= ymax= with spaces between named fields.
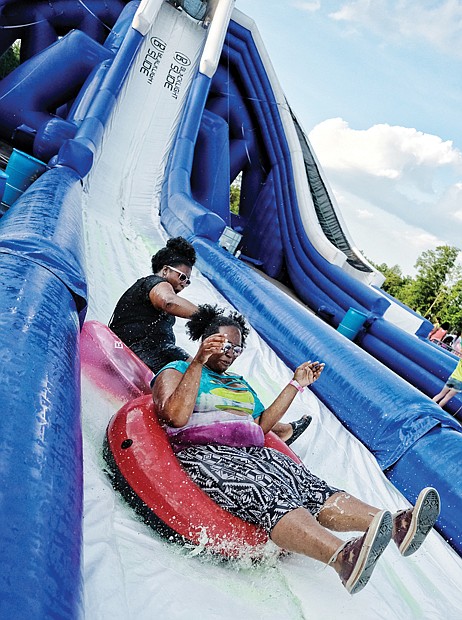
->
xmin=293 ymin=360 xmax=325 ymax=388
xmin=194 ymin=333 xmax=228 ymax=365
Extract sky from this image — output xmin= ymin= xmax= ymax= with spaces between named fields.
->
xmin=234 ymin=0 xmax=462 ymax=276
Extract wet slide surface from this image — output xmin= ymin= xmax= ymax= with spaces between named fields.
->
xmin=0 ymin=2 xmax=460 ymax=616
xmin=81 ymin=220 xmax=462 ymax=619
xmin=79 ymin=7 xmax=462 ymax=609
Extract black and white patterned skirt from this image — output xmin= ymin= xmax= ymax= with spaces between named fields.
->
xmin=177 ymin=445 xmax=341 ymax=534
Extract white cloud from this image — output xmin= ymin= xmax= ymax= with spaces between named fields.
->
xmin=291 ymin=1 xmax=321 ymax=12
xmin=309 ymin=118 xmax=462 ymax=180
xmin=434 ymin=182 xmax=462 ymax=230
xmin=356 ymin=208 xmax=374 ymax=219
xmin=330 ymin=0 xmax=391 ymax=27
xmin=308 ymin=117 xmax=462 ymax=272
xmin=329 ymin=0 xmax=462 ymax=56
xmin=332 ymin=188 xmax=451 ymax=274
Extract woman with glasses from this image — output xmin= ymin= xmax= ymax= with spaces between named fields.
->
xmin=109 ymin=237 xmax=311 ymax=445
xmin=152 ymin=304 xmax=440 ymax=595
xmin=109 ymin=237 xmax=198 ymax=374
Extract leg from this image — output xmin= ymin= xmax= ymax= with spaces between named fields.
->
xmin=271 ymin=506 xmax=392 ymax=595
xmin=271 ymin=422 xmax=293 ymax=442
xmin=302 ymin=490 xmax=393 ymax=594
xmin=436 ymin=388 xmax=458 ymax=407
xmin=271 ymin=416 xmax=312 ymax=444
xmin=317 ymin=488 xmax=440 ymax=557
xmin=432 ymin=385 xmax=451 ymax=404
xmin=317 ymin=491 xmax=380 ymax=532
xmin=271 ymin=490 xmax=393 ymax=595
xmin=271 ymin=507 xmax=344 ymax=563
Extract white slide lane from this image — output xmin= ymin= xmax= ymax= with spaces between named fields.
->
xmin=80 ymin=3 xmax=462 ymax=618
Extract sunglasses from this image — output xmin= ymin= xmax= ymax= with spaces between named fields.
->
xmin=167 ymin=265 xmax=191 ymax=285
xmin=222 ymin=341 xmax=243 ymax=357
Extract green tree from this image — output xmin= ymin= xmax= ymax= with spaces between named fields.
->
xmin=0 ymin=40 xmax=20 ymax=80
xmin=440 ymin=279 xmax=462 ymax=333
xmin=370 ymin=246 xmax=462 ymax=328
xmin=400 ymin=246 xmax=460 ymax=317
xmin=369 ymin=261 xmax=411 ymax=299
xmin=230 ymin=183 xmax=240 ymax=215
xmin=230 ymin=172 xmax=242 ymax=215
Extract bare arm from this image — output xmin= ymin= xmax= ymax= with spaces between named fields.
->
xmin=149 ymin=281 xmax=198 ymax=319
xmin=256 ymin=362 xmax=324 ymax=433
xmin=152 ymin=333 xmax=227 ymax=427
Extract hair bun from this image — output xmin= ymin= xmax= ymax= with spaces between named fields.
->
xmin=187 ymin=304 xmax=249 ymax=345
xmin=166 ymin=237 xmax=196 ymax=264
xmin=151 ymin=237 xmax=196 ymax=272
xmin=187 ymin=305 xmax=223 ymax=341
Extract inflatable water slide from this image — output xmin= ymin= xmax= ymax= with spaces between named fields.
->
xmin=1 ymin=1 xmax=461 ymax=618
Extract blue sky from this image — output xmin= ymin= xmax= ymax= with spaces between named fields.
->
xmin=234 ymin=0 xmax=462 ymax=276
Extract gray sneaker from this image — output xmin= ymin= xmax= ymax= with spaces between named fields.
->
xmin=393 ymin=487 xmax=440 ymax=557
xmin=333 ymin=510 xmax=393 ymax=595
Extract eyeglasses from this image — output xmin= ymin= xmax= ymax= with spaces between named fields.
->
xmin=167 ymin=265 xmax=191 ymax=286
xmin=222 ymin=341 xmax=243 ymax=357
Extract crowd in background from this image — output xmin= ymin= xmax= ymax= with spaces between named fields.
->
xmin=428 ymin=321 xmax=462 ymax=358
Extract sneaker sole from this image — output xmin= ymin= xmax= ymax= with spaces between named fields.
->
xmin=346 ymin=510 xmax=393 ymax=595
xmin=286 ymin=416 xmax=312 ymax=445
xmin=399 ymin=487 xmax=441 ymax=557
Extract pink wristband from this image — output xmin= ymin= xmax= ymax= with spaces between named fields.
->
xmin=289 ymin=378 xmax=305 ymax=393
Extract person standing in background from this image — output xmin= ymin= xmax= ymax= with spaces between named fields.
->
xmin=432 ymin=358 xmax=462 ymax=409
xmin=428 ymin=321 xmax=450 ymax=343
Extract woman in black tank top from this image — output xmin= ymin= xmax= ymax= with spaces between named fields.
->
xmin=109 ymin=237 xmax=198 ymax=374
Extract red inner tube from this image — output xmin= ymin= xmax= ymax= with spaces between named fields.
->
xmin=105 ymin=395 xmax=301 ymax=558
xmin=81 ymin=320 xmax=301 ymax=558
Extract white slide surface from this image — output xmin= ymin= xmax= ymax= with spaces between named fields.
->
xmin=81 ymin=4 xmax=462 ymax=618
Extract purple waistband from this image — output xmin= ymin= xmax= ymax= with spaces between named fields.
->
xmin=169 ymin=420 xmax=265 ymax=453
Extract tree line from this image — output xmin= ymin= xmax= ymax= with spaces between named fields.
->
xmin=370 ymin=245 xmax=462 ymax=333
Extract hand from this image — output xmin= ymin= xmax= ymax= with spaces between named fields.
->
xmin=194 ymin=333 xmax=228 ymax=365
xmin=293 ymin=360 xmax=325 ymax=387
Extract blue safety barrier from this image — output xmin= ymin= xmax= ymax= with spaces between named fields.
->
xmin=2 ymin=149 xmax=47 ymax=206
xmin=0 ymin=169 xmax=8 ymax=204
xmin=0 ymin=3 xmax=140 ymax=616
xmin=0 ymin=167 xmax=87 ymax=618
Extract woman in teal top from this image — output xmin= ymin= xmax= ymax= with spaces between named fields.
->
xmin=153 ymin=305 xmax=440 ymax=595
xmin=160 ymin=358 xmax=266 ymax=452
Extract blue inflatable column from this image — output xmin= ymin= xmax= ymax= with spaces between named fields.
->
xmin=191 ymin=110 xmax=230 ymax=224
xmin=0 ymin=167 xmax=87 ymax=619
xmin=0 ymin=29 xmax=113 ymax=161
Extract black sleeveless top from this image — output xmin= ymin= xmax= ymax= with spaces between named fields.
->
xmin=109 ymin=275 xmax=176 ymax=349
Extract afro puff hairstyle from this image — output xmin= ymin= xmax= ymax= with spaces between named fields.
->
xmin=151 ymin=237 xmax=196 ymax=273
xmin=186 ymin=304 xmax=249 ymax=346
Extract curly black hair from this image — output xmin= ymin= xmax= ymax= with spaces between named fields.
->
xmin=151 ymin=237 xmax=196 ymax=273
xmin=186 ymin=304 xmax=249 ymax=346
